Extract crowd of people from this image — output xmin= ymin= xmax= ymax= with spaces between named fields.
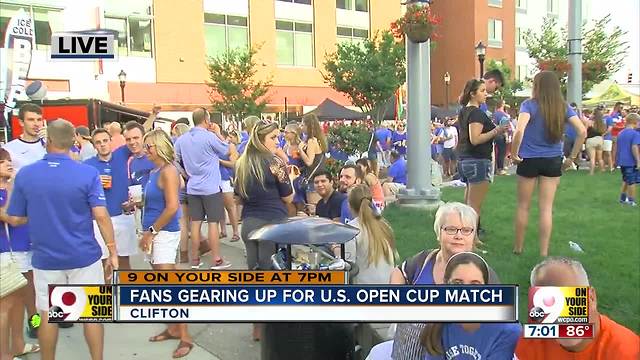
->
xmin=0 ymin=67 xmax=638 ymax=360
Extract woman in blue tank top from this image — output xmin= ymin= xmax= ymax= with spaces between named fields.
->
xmin=140 ymin=130 xmax=193 ymax=358
xmin=389 ymin=202 xmax=480 ymax=360
xmin=218 ymin=131 xmax=240 ymax=242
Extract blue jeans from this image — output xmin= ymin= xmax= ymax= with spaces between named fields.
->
xmin=458 ymin=158 xmax=492 ymax=184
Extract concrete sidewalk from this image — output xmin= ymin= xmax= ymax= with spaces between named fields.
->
xmin=21 ymin=233 xmax=260 ymax=360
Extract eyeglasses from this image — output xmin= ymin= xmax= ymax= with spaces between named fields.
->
xmin=441 ymin=226 xmax=475 ymax=236
xmin=144 ymin=144 xmax=155 ymax=151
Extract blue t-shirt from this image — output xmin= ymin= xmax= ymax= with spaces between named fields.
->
xmin=219 ymin=151 xmax=234 ymax=181
xmin=0 ymin=221 xmax=30 ymax=253
xmin=493 ymin=110 xmax=509 ymax=126
xmin=142 ymin=169 xmax=180 ymax=232
xmin=375 ymin=128 xmax=392 ymax=151
xmin=237 ymin=138 xmax=249 ymax=155
xmin=393 ymin=131 xmax=407 ymax=155
xmin=518 ymin=99 xmax=577 ymax=158
xmin=424 ymin=323 xmax=521 ymax=360
xmin=84 ymin=146 xmax=131 ymax=217
xmin=7 ymin=153 xmax=105 ymax=270
xmin=388 ymin=157 xmax=407 ymax=185
xmin=615 ymin=128 xmax=640 ymax=167
xmin=340 ymin=197 xmax=353 ymax=224
xmin=128 ymin=154 xmax=155 ymax=188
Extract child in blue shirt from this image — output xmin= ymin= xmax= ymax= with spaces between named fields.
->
xmin=420 ymin=252 xmax=521 ymax=359
xmin=615 ymin=113 xmax=640 ymax=206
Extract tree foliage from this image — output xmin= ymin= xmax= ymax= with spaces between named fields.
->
xmin=485 ymin=59 xmax=523 ymax=107
xmin=327 ymin=120 xmax=372 ymax=157
xmin=322 ymin=31 xmax=406 ymax=124
xmin=206 ymin=46 xmax=272 ymax=120
xmin=524 ymin=15 xmax=628 ymax=95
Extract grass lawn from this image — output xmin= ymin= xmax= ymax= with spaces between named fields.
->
xmin=384 ymin=171 xmax=640 ymax=333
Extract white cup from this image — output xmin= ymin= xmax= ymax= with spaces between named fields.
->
xmin=128 ymin=185 xmax=143 ymax=203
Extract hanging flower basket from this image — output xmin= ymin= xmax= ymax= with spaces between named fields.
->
xmin=390 ymin=4 xmax=441 ymax=44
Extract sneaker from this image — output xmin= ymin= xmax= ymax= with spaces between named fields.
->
xmin=628 ymin=202 xmax=638 ymax=207
xmin=191 ymin=258 xmax=203 ymax=270
xmin=27 ymin=314 xmax=40 ymax=339
xmin=211 ymin=258 xmax=232 ymax=270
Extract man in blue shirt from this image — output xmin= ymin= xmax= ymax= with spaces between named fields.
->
xmin=85 ymin=128 xmax=138 ymax=270
xmin=375 ymin=124 xmax=392 ymax=166
xmin=5 ymin=119 xmax=117 ymax=360
xmin=123 ymin=121 xmax=155 ymax=187
xmin=479 ymin=69 xmax=504 ymax=113
xmin=615 ymin=113 xmax=640 ymax=206
xmin=382 ymin=151 xmax=407 ymax=197
xmin=175 ymin=108 xmax=231 ymax=270
xmin=337 ymin=165 xmax=364 ymax=224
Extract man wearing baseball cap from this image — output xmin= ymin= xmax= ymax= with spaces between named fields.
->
xmin=75 ymin=126 xmax=97 ymax=161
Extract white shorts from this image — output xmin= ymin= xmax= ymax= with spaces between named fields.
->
xmin=603 ymin=139 xmax=613 ymax=152
xmin=221 ymin=180 xmax=234 ymax=193
xmin=0 ymin=251 xmax=32 ymax=273
xmin=93 ymin=214 xmax=139 ymax=259
xmin=146 ymin=231 xmax=180 ymax=265
xmin=33 ymin=260 xmax=104 ymax=312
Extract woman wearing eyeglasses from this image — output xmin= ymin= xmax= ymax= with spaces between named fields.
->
xmin=420 ymin=252 xmax=521 ymax=359
xmin=139 ymin=130 xmax=193 ymax=359
xmin=388 ymin=202 xmax=499 ymax=360
xmin=235 ymin=120 xmax=294 ymax=341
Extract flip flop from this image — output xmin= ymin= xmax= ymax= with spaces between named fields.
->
xmin=14 ymin=343 xmax=40 ymax=357
xmin=149 ymin=329 xmax=180 ymax=342
xmin=172 ymin=340 xmax=194 ymax=359
xmin=230 ymin=234 xmax=240 ymax=242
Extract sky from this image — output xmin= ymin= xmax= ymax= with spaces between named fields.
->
xmin=590 ymin=0 xmax=639 ymax=83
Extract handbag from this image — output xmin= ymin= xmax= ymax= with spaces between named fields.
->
xmin=299 ymin=154 xmax=325 ymax=190
xmin=0 ymin=223 xmax=28 ymax=298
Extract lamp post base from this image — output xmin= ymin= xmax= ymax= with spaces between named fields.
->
xmin=396 ymin=187 xmax=443 ymax=210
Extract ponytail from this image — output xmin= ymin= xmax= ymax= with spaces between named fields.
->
xmin=460 ymin=79 xmax=484 ymax=106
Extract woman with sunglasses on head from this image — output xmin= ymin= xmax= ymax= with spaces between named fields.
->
xmin=389 ymin=202 xmax=499 ymax=360
xmin=139 ymin=130 xmax=193 ymax=358
xmin=420 ymin=252 xmax=521 ymax=359
xmin=456 ymin=79 xmax=510 ymax=235
xmin=298 ymin=114 xmax=327 ymax=214
xmin=235 ymin=120 xmax=294 ymax=341
xmin=511 ymin=71 xmax=586 ymax=257
xmin=283 ymin=123 xmax=306 ymax=215
xmin=392 ymin=122 xmax=407 ymax=158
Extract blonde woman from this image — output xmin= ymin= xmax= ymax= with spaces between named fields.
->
xmin=355 ymin=158 xmax=385 ymax=211
xmin=346 ymin=184 xmax=397 ymax=284
xmin=140 ymin=130 xmax=193 ymax=358
xmin=299 ymin=114 xmax=327 ymax=213
xmin=235 ymin=120 xmax=294 ymax=341
xmin=283 ymin=123 xmax=306 ymax=214
xmin=585 ymin=109 xmax=607 ymax=175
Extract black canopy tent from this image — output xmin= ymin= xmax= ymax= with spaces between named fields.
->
xmin=302 ymin=98 xmax=366 ymax=120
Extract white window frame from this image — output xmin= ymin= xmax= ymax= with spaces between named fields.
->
xmin=488 ymin=18 xmax=503 ymax=48
xmin=336 ymin=0 xmax=369 ymax=13
xmin=516 ymin=0 xmax=527 ymax=12
xmin=547 ymin=0 xmax=559 ymax=16
xmin=275 ymin=19 xmax=315 ymax=67
xmin=0 ymin=2 xmax=63 ymax=50
xmin=104 ymin=14 xmax=154 ymax=57
xmin=336 ymin=26 xmax=368 ymax=45
xmin=277 ymin=0 xmax=313 ymax=4
xmin=203 ymin=13 xmax=249 ymax=59
xmin=516 ymin=27 xmax=526 ymax=48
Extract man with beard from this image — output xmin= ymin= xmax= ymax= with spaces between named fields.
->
xmin=338 ymin=164 xmax=364 ymax=224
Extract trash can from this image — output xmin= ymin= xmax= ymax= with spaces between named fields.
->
xmin=249 ymin=217 xmax=360 ymax=360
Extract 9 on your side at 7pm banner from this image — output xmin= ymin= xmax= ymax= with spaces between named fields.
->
xmin=116 ymin=271 xmax=348 ymax=285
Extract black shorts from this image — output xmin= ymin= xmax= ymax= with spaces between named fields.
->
xmin=442 ymin=148 xmax=457 ymax=161
xmin=187 ymin=192 xmax=224 ymax=223
xmin=516 ymin=157 xmax=563 ymax=178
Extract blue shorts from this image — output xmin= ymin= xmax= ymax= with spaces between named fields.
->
xmin=620 ymin=166 xmax=639 ymax=185
xmin=458 ymin=158 xmax=492 ymax=184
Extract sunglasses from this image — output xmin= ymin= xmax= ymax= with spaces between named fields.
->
xmin=144 ymin=144 xmax=156 ymax=151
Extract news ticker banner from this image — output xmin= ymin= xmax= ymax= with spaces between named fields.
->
xmin=48 ymin=279 xmax=517 ymax=323
xmin=524 ymin=286 xmax=593 ymax=339
xmin=116 ymin=270 xmax=348 ymax=285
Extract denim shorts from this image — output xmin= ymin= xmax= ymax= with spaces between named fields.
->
xmin=620 ymin=166 xmax=639 ymax=185
xmin=458 ymin=158 xmax=492 ymax=184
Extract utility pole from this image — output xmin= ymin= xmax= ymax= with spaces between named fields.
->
xmin=567 ymin=0 xmax=583 ymax=109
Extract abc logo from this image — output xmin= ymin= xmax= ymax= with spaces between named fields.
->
xmin=528 ymin=287 xmax=565 ymax=323
xmin=48 ymin=305 xmax=65 ymax=320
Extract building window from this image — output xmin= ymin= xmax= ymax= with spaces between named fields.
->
xmin=547 ymin=0 xmax=559 ymax=15
xmin=516 ymin=27 xmax=526 ymax=47
xmin=488 ymin=0 xmax=502 ymax=7
xmin=516 ymin=0 xmax=527 ymax=11
xmin=0 ymin=3 xmax=62 ymax=50
xmin=337 ymin=26 xmax=368 ymax=46
xmin=488 ymin=19 xmax=503 ymax=48
xmin=516 ymin=65 xmax=528 ymax=81
xmin=276 ymin=20 xmax=314 ymax=67
xmin=277 ymin=0 xmax=312 ymax=4
xmin=336 ymin=0 xmax=368 ymax=12
xmin=204 ymin=13 xmax=249 ymax=59
xmin=104 ymin=15 xmax=153 ymax=57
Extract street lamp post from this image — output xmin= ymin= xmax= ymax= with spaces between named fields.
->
xmin=475 ymin=41 xmax=486 ymax=78
xmin=118 ymin=70 xmax=127 ymax=103
xmin=444 ymin=72 xmax=450 ymax=111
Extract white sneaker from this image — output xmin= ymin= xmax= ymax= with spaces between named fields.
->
xmin=211 ymin=259 xmax=232 ymax=270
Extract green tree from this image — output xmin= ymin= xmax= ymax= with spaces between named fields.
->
xmin=485 ymin=59 xmax=523 ymax=107
xmin=206 ymin=46 xmax=272 ymax=121
xmin=524 ymin=15 xmax=628 ymax=95
xmin=322 ymin=31 xmax=406 ymax=124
